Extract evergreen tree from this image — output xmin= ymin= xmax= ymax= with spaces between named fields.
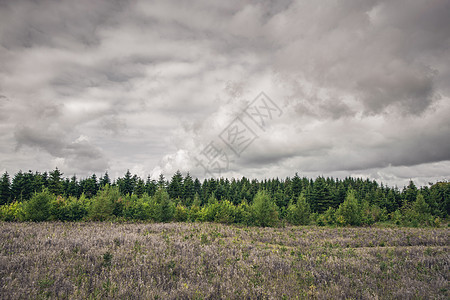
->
xmin=11 ymin=171 xmax=25 ymax=201
xmin=168 ymin=170 xmax=183 ymax=200
xmin=251 ymin=190 xmax=278 ymax=227
xmin=403 ymin=180 xmax=418 ymax=204
xmin=119 ymin=170 xmax=134 ymax=195
xmin=67 ymin=175 xmax=80 ymax=198
xmin=335 ymin=189 xmax=361 ymax=226
xmin=145 ymin=176 xmax=157 ymax=196
xmin=23 ymin=188 xmax=54 ymax=222
xmin=154 ymin=186 xmax=173 ymax=222
xmin=158 ymin=174 xmax=166 ymax=189
xmin=183 ymin=172 xmax=194 ymax=205
xmin=135 ymin=178 xmax=145 ymax=197
xmin=0 ymin=172 xmax=11 ymax=205
xmin=99 ymin=172 xmax=111 ymax=187
xmin=311 ymin=177 xmax=333 ymax=213
xmin=287 ymin=192 xmax=311 ymax=225
xmin=48 ymin=168 xmax=64 ymax=196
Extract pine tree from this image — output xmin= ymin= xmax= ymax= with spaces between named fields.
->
xmin=0 ymin=172 xmax=11 ymax=205
xmin=145 ymin=176 xmax=157 ymax=196
xmin=48 ymin=168 xmax=64 ymax=196
xmin=99 ymin=172 xmax=111 ymax=187
xmin=119 ymin=170 xmax=134 ymax=195
xmin=135 ymin=178 xmax=145 ymax=197
xmin=311 ymin=177 xmax=333 ymax=213
xmin=183 ymin=172 xmax=194 ymax=206
xmin=168 ymin=170 xmax=183 ymax=200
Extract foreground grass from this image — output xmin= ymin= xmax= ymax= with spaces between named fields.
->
xmin=0 ymin=222 xmax=448 ymax=299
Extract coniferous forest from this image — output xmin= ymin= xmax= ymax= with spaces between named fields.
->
xmin=0 ymin=168 xmax=448 ymax=226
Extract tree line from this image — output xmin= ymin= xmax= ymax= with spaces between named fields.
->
xmin=0 ymin=169 xmax=448 ymax=226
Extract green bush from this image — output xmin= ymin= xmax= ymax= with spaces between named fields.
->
xmin=0 ymin=201 xmax=25 ymax=221
xmin=251 ymin=190 xmax=279 ymax=227
xmin=234 ymin=200 xmax=252 ymax=225
xmin=317 ymin=207 xmax=336 ymax=226
xmin=287 ymin=192 xmax=311 ymax=225
xmin=335 ymin=189 xmax=361 ymax=226
xmin=214 ymin=200 xmax=235 ymax=224
xmin=50 ymin=196 xmax=87 ymax=221
xmin=23 ymin=189 xmax=54 ymax=222
xmin=154 ymin=187 xmax=174 ymax=222
xmin=89 ymin=185 xmax=121 ymax=221
xmin=174 ymin=204 xmax=188 ymax=222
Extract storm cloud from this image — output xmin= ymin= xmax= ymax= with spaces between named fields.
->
xmin=0 ymin=0 xmax=449 ymax=186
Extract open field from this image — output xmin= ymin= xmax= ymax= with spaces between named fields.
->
xmin=0 ymin=222 xmax=448 ymax=299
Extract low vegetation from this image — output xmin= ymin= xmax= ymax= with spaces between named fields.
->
xmin=0 ymin=222 xmax=448 ymax=299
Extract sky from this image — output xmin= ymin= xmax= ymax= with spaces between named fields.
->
xmin=0 ymin=0 xmax=449 ymax=188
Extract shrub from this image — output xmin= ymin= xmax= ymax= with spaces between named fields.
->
xmin=23 ymin=189 xmax=54 ymax=221
xmin=287 ymin=192 xmax=311 ymax=225
xmin=174 ymin=204 xmax=188 ymax=222
xmin=234 ymin=200 xmax=252 ymax=225
xmin=154 ymin=187 xmax=174 ymax=222
xmin=317 ymin=207 xmax=336 ymax=226
xmin=89 ymin=185 xmax=121 ymax=221
xmin=335 ymin=189 xmax=361 ymax=226
xmin=251 ymin=190 xmax=279 ymax=227
xmin=214 ymin=200 xmax=235 ymax=224
xmin=0 ymin=201 xmax=25 ymax=221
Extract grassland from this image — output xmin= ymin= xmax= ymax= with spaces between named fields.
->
xmin=0 ymin=222 xmax=448 ymax=299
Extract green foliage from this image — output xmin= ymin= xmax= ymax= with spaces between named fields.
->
xmin=1 ymin=169 xmax=448 ymax=227
xmin=335 ymin=189 xmax=361 ymax=226
xmin=251 ymin=190 xmax=279 ymax=227
xmin=174 ymin=204 xmax=188 ymax=222
xmin=214 ymin=200 xmax=235 ymax=224
xmin=0 ymin=172 xmax=11 ymax=205
xmin=89 ymin=185 xmax=121 ymax=221
xmin=0 ymin=201 xmax=25 ymax=221
xmin=287 ymin=192 xmax=311 ymax=225
xmin=123 ymin=194 xmax=156 ymax=221
xmin=48 ymin=168 xmax=64 ymax=196
xmin=317 ymin=207 xmax=336 ymax=226
xmin=23 ymin=189 xmax=54 ymax=221
xmin=234 ymin=200 xmax=252 ymax=225
xmin=154 ymin=187 xmax=174 ymax=222
xmin=50 ymin=196 xmax=88 ymax=221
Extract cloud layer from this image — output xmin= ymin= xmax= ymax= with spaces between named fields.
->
xmin=0 ymin=0 xmax=449 ymax=187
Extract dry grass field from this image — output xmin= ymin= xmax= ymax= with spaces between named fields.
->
xmin=0 ymin=222 xmax=448 ymax=299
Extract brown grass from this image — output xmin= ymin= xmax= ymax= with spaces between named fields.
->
xmin=0 ymin=222 xmax=448 ymax=299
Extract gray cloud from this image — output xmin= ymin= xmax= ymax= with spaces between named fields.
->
xmin=0 ymin=0 xmax=449 ymax=186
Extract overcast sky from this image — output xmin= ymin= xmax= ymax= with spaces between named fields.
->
xmin=0 ymin=0 xmax=449 ymax=187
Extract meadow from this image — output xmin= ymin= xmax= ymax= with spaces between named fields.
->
xmin=0 ymin=222 xmax=448 ymax=299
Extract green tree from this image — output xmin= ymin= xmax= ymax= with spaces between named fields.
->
xmin=48 ymin=168 xmax=64 ymax=196
xmin=412 ymin=192 xmax=430 ymax=223
xmin=154 ymin=186 xmax=173 ymax=222
xmin=251 ymin=190 xmax=278 ymax=227
xmin=135 ymin=178 xmax=145 ymax=198
xmin=89 ymin=185 xmax=121 ymax=221
xmin=0 ymin=172 xmax=11 ymax=205
xmin=119 ymin=170 xmax=134 ymax=196
xmin=335 ymin=189 xmax=361 ymax=226
xmin=23 ymin=188 xmax=54 ymax=221
xmin=168 ymin=170 xmax=184 ymax=200
xmin=99 ymin=172 xmax=111 ymax=187
xmin=287 ymin=192 xmax=311 ymax=225
xmin=183 ymin=172 xmax=195 ymax=205
xmin=311 ymin=177 xmax=333 ymax=213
